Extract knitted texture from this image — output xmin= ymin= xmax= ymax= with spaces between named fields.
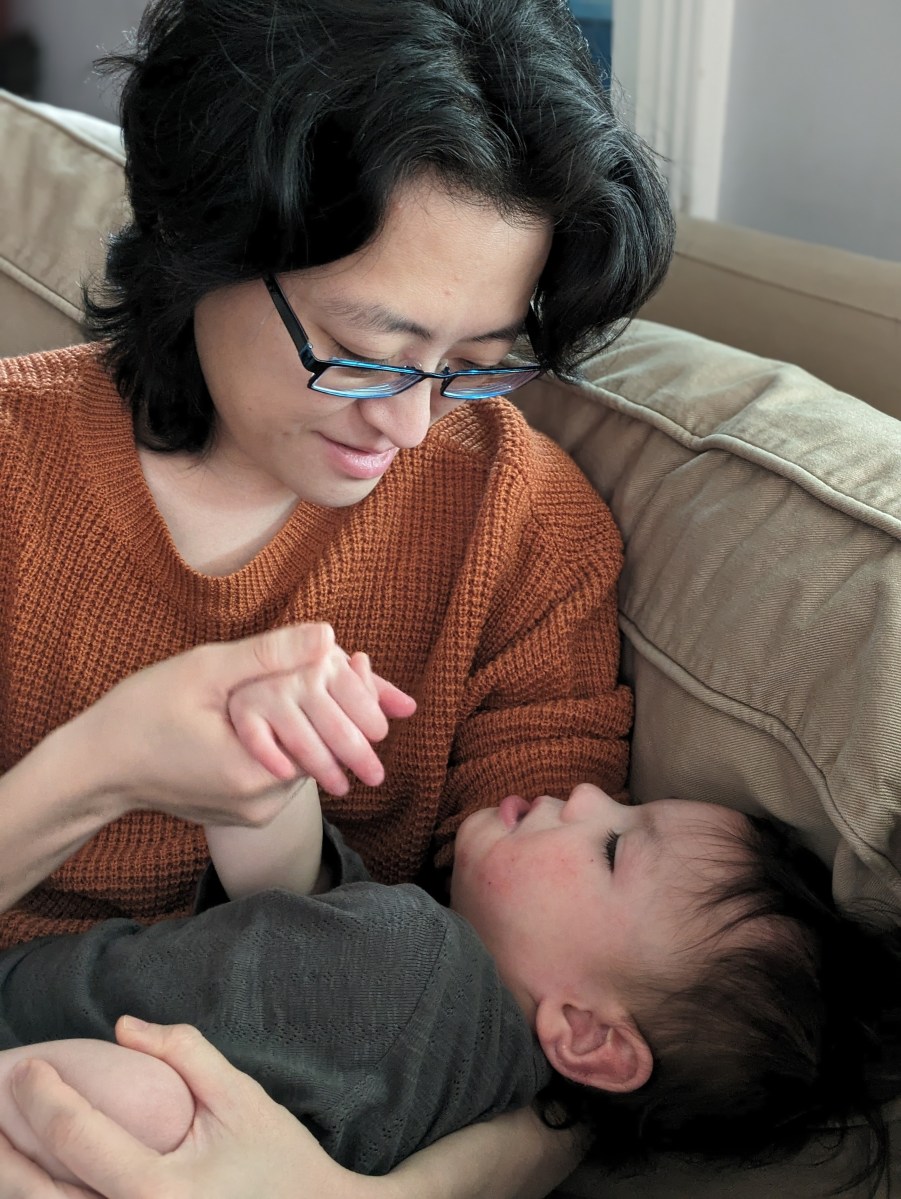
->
xmin=0 ymin=344 xmax=631 ymax=949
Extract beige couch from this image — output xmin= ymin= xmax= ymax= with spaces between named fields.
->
xmin=2 ymin=89 xmax=901 ymax=1198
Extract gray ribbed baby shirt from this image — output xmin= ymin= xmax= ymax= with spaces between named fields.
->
xmin=0 ymin=823 xmax=550 ymax=1174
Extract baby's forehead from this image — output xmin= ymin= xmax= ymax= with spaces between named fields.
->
xmin=650 ymin=797 xmax=748 ymax=833
xmin=645 ymin=799 xmax=749 ymax=862
xmin=656 ymin=806 xmax=756 ymax=904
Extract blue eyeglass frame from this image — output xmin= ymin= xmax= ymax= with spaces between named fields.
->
xmin=263 ymin=274 xmax=545 ymax=400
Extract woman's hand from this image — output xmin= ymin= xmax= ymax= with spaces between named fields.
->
xmin=80 ymin=622 xmax=414 ymax=827
xmin=0 ymin=1018 xmax=388 ymax=1199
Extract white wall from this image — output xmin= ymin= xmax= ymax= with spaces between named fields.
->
xmin=718 ymin=0 xmax=901 ymax=261
xmin=10 ymin=0 xmax=148 ymax=120
xmin=14 ymin=0 xmax=901 ymax=262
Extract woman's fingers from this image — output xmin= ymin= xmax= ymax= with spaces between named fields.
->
xmin=113 ymin=1020 xmax=265 ymax=1120
xmin=0 ymin=1121 xmax=98 ymax=1198
xmin=9 ymin=1022 xmax=364 ymax=1199
xmin=9 ymin=1060 xmax=153 ymax=1198
xmin=242 ymin=621 xmax=336 ymax=679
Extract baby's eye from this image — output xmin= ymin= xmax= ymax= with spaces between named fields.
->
xmin=603 ymin=829 xmax=620 ymax=871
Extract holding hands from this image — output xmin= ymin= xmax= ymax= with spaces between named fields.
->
xmin=0 ymin=629 xmax=417 ymax=1193
xmin=80 ymin=622 xmax=415 ymax=831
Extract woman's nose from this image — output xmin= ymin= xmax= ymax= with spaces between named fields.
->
xmin=357 ymin=380 xmax=437 ymax=449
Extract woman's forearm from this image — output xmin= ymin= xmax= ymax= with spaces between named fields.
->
xmin=0 ymin=712 xmax=123 ymax=913
xmin=378 ymin=1108 xmax=583 ymax=1199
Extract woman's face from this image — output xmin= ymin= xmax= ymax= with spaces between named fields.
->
xmin=193 ymin=178 xmax=552 ymax=507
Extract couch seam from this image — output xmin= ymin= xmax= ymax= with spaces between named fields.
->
xmin=0 ymin=255 xmax=81 ymax=320
xmin=672 ymin=250 xmax=901 ymax=324
xmin=583 ymin=384 xmax=901 ymax=540
xmin=619 ymin=612 xmax=901 ymax=894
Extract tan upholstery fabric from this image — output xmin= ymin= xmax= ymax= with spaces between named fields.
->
xmin=641 ymin=215 xmax=901 ymax=421
xmin=0 ymin=90 xmax=127 ymax=356
xmin=517 ymin=323 xmax=901 ymax=1198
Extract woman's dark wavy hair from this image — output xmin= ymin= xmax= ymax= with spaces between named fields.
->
xmin=85 ymin=0 xmax=675 ymax=451
xmin=536 ymin=813 xmax=901 ymax=1198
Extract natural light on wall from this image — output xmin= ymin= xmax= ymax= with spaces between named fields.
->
xmin=611 ymin=0 xmax=735 ymax=219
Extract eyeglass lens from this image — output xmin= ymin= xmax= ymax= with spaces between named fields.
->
xmin=314 ymin=364 xmax=539 ymax=400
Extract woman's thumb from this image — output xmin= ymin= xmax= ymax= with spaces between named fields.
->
xmin=225 ymin=623 xmax=335 ymax=684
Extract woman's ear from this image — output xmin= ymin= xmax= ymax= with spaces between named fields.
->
xmin=535 ymin=999 xmax=653 ymax=1093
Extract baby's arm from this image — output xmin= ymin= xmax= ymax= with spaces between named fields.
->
xmin=0 ymin=1037 xmax=194 ymax=1185
xmin=205 ymin=776 xmax=328 ymax=897
xmin=207 ymin=630 xmax=415 ymax=899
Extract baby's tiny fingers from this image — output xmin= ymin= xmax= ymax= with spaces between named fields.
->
xmin=229 ymin=702 xmax=300 ymax=781
xmin=328 ymin=668 xmax=390 ymax=743
xmin=295 ymin=694 xmax=385 ymax=788
xmin=349 ymin=652 xmax=379 ymax=698
xmin=263 ymin=705 xmax=353 ymax=796
xmin=371 ymin=671 xmax=417 ymax=719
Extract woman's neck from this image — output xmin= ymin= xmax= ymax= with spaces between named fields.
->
xmin=137 ymin=446 xmax=299 ymax=576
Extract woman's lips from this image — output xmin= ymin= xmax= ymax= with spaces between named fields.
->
xmin=321 ymin=435 xmax=399 ymax=480
xmin=498 ymin=794 xmax=532 ymax=830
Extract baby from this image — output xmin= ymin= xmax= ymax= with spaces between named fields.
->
xmin=0 ymin=626 xmax=896 ymax=1187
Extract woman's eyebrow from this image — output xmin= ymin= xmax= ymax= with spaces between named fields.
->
xmin=320 ymin=297 xmax=526 ymax=344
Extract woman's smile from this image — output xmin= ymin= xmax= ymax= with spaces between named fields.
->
xmin=317 ymin=434 xmax=399 ymax=480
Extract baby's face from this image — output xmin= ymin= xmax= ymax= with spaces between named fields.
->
xmin=451 ymin=786 xmax=749 ymax=1020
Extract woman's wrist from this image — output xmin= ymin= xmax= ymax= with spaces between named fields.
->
xmin=0 ymin=711 xmax=128 ymax=913
xmin=46 ymin=703 xmax=134 ymax=822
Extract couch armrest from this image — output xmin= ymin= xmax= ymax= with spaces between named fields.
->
xmin=640 ymin=215 xmax=901 ymax=420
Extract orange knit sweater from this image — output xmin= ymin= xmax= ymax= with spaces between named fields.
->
xmin=0 ymin=344 xmax=631 ymax=949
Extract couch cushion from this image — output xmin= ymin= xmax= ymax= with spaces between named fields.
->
xmin=518 ymin=321 xmax=901 ymax=1198
xmin=0 ymin=90 xmax=127 ymax=356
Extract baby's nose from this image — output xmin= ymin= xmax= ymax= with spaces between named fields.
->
xmin=564 ymin=781 xmax=610 ymax=817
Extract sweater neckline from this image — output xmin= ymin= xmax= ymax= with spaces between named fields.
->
xmin=77 ymin=350 xmax=349 ymax=621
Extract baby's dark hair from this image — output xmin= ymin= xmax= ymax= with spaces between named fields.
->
xmin=536 ymin=812 xmax=901 ymax=1196
xmin=85 ymin=0 xmax=674 ymax=451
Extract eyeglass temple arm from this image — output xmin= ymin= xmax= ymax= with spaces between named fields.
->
xmin=264 ymin=275 xmax=311 ymax=359
xmin=525 ymin=304 xmax=548 ymax=370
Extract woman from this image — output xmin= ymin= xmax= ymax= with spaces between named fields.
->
xmin=0 ymin=0 xmax=674 ymax=1192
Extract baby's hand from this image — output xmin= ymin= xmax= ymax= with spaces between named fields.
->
xmin=226 ymin=623 xmax=415 ymax=795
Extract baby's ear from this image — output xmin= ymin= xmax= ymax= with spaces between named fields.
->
xmin=535 ymin=999 xmax=653 ymax=1093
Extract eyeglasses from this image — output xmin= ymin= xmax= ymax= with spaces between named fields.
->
xmin=264 ymin=274 xmax=544 ymax=401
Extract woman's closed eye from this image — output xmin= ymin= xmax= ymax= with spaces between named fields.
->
xmin=329 ymin=339 xmax=395 ymax=367
xmin=604 ymin=829 xmax=620 ymax=871
xmin=330 ymin=337 xmax=509 ymax=374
